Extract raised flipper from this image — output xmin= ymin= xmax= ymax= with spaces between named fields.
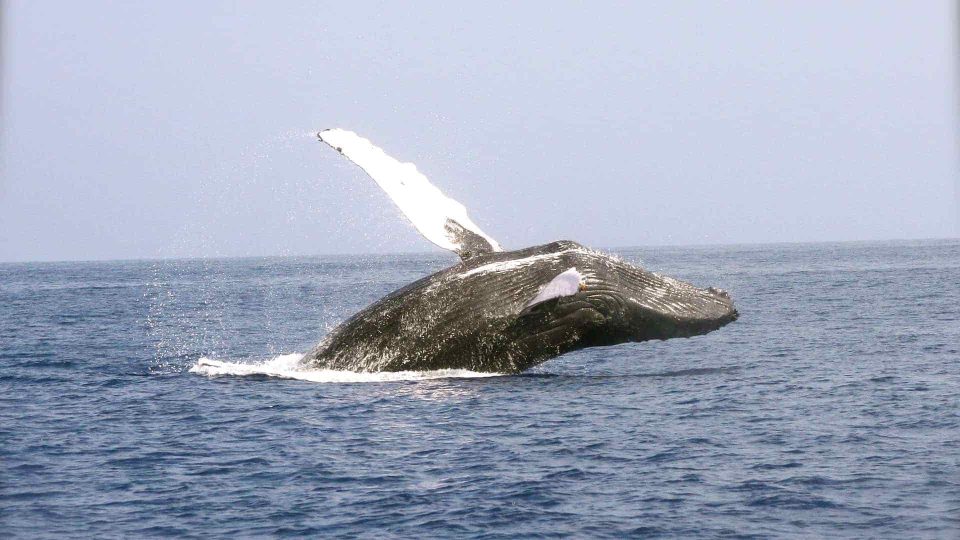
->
xmin=318 ymin=129 xmax=502 ymax=261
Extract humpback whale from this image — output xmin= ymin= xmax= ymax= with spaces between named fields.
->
xmin=304 ymin=129 xmax=737 ymax=373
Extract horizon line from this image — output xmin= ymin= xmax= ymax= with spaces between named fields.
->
xmin=1 ymin=235 xmax=958 ymax=266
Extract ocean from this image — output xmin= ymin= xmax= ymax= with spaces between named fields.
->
xmin=1 ymin=240 xmax=958 ymax=538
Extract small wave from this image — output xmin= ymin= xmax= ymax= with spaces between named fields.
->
xmin=189 ymin=354 xmax=504 ymax=383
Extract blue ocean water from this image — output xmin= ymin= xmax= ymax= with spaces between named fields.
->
xmin=2 ymin=240 xmax=958 ymax=538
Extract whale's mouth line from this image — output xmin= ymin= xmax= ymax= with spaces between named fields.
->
xmin=517 ymin=284 xmax=736 ymax=348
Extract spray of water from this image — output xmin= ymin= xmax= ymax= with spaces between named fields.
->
xmin=190 ymin=354 xmax=503 ymax=383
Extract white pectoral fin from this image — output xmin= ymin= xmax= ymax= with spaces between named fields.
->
xmin=525 ymin=268 xmax=584 ymax=309
xmin=318 ymin=129 xmax=502 ymax=260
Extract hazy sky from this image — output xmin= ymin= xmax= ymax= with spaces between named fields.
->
xmin=1 ymin=1 xmax=957 ymax=262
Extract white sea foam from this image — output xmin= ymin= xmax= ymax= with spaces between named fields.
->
xmin=189 ymin=353 xmax=503 ymax=383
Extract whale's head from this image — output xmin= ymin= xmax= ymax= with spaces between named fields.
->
xmin=498 ymin=241 xmax=738 ymax=369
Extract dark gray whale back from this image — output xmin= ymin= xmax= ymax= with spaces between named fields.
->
xmin=303 ymin=241 xmax=737 ymax=373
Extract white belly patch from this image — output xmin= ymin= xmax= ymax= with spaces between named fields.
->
xmin=525 ymin=268 xmax=584 ymax=308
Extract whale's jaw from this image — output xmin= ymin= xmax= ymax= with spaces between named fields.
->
xmin=496 ymin=252 xmax=737 ymax=372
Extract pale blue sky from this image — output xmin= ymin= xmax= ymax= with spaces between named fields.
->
xmin=1 ymin=1 xmax=957 ymax=262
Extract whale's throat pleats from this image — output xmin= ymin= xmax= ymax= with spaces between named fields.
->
xmin=317 ymin=128 xmax=503 ymax=261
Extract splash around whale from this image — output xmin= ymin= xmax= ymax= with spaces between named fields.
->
xmin=303 ymin=129 xmax=737 ymax=374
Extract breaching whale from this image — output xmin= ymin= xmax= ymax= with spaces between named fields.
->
xmin=303 ymin=129 xmax=737 ymax=373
